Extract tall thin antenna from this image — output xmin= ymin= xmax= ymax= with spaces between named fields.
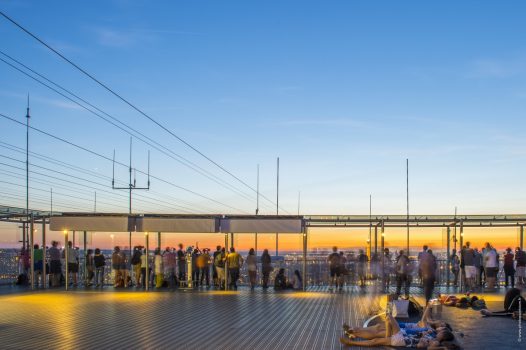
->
xmin=297 ymin=191 xmax=301 ymax=216
xmin=276 ymin=157 xmax=279 ymax=256
xmin=369 ymin=194 xmax=372 ymax=255
xmin=406 ymin=158 xmax=410 ymax=256
xmin=112 ymin=137 xmax=150 ymax=257
xmin=25 ymin=94 xmax=30 ymax=250
xmin=256 ymin=164 xmax=260 ymax=215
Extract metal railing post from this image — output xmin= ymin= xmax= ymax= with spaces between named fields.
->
xmin=65 ymin=231 xmax=69 ymax=291
xmin=42 ymin=218 xmax=46 ymax=288
xmin=30 ymin=215 xmax=34 ymax=290
xmin=145 ymin=232 xmax=149 ymax=291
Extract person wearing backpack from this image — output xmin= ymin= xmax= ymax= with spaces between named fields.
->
xmin=328 ymin=246 xmax=341 ymax=291
xmin=395 ymin=250 xmax=410 ymax=299
xmin=131 ymin=246 xmax=142 ymax=287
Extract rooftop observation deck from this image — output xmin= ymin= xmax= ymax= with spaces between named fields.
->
xmin=0 ymin=286 xmax=522 ymax=350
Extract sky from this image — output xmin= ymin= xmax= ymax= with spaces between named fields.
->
xmin=1 ymin=1 xmax=526 ymax=249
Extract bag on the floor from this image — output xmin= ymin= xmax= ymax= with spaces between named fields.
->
xmin=391 ymin=300 xmax=409 ymax=318
xmin=16 ymin=274 xmax=28 ymax=285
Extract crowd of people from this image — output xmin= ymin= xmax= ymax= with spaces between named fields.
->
xmin=18 ymin=242 xmax=304 ymax=291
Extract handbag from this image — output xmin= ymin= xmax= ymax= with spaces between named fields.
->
xmin=391 ymin=300 xmax=410 ymax=318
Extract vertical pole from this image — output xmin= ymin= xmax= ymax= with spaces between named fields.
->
xmin=72 ymin=231 xmax=76 ymax=249
xmin=521 ymin=225 xmax=524 ymax=250
xmin=255 ymin=233 xmax=258 ymax=257
xmin=381 ymin=221 xmax=385 ymax=290
xmin=129 ymin=137 xmax=133 ymax=259
xmin=22 ymin=223 xmax=26 ymax=253
xmin=25 ymin=95 xmax=30 ymax=251
xmin=406 ymin=159 xmax=410 ymax=256
xmin=230 ymin=233 xmax=234 ymax=250
xmin=369 ymin=194 xmax=372 ymax=257
xmin=459 ymin=221 xmax=464 ymax=292
xmin=42 ymin=218 xmax=46 ymax=288
xmin=276 ymin=157 xmax=279 ymax=257
xmin=447 ymin=226 xmax=451 ymax=287
xmin=145 ymin=232 xmax=150 ymax=291
xmin=303 ymin=226 xmax=307 ymax=291
xmin=224 ymin=233 xmax=228 ymax=291
xmin=30 ymin=215 xmax=34 ymax=290
xmin=83 ymin=231 xmax=87 ymax=286
xmin=157 ymin=232 xmax=161 ymax=249
xmin=374 ymin=226 xmax=378 ymax=256
xmin=65 ymin=231 xmax=69 ymax=291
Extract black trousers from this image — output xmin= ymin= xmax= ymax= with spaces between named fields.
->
xmin=396 ymin=273 xmax=410 ymax=297
xmin=504 ymin=267 xmax=515 ymax=288
xmin=423 ymin=277 xmax=435 ymax=303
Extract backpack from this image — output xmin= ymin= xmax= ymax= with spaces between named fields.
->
xmin=214 ymin=253 xmax=225 ymax=267
xmin=131 ymin=251 xmax=141 ymax=265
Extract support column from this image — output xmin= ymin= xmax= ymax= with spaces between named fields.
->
xmin=145 ymin=232 xmax=150 ymax=291
xmin=83 ymin=231 xmax=87 ymax=285
xmin=65 ymin=231 xmax=69 ymax=291
xmin=521 ymin=225 xmax=524 ymax=250
xmin=255 ymin=232 xmax=258 ymax=256
xmin=381 ymin=221 xmax=385 ymax=291
xmin=447 ymin=226 xmax=451 ymax=287
xmin=224 ymin=233 xmax=228 ymax=291
xmin=42 ymin=218 xmax=46 ymax=289
xmin=230 ymin=233 xmax=234 ymax=249
xmin=459 ymin=221 xmax=464 ymax=292
xmin=276 ymin=233 xmax=279 ymax=257
xmin=374 ymin=226 xmax=378 ymax=256
xmin=30 ymin=215 xmax=34 ymax=290
xmin=302 ymin=227 xmax=307 ymax=291
xmin=157 ymin=232 xmax=161 ymax=249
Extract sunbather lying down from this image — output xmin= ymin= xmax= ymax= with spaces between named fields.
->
xmin=340 ymin=305 xmax=459 ymax=349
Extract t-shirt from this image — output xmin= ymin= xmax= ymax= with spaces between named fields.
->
xmin=33 ymin=249 xmax=43 ymax=262
xmin=485 ymin=249 xmax=498 ymax=268
xmin=461 ymin=248 xmax=475 ymax=266
xmin=516 ymin=251 xmax=526 ymax=267
xmin=226 ymin=252 xmax=242 ymax=268
xmin=504 ymin=253 xmax=514 ymax=268
xmin=328 ymin=253 xmax=340 ymax=267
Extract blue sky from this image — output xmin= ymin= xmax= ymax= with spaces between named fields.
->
xmin=1 ymin=0 xmax=526 ymax=217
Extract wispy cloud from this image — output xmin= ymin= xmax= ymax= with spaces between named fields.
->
xmin=268 ymin=119 xmax=367 ymax=128
xmin=91 ymin=27 xmax=204 ymax=48
xmin=467 ymin=55 xmax=526 ymax=79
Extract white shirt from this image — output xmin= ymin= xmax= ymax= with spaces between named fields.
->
xmin=485 ymin=249 xmax=498 ymax=268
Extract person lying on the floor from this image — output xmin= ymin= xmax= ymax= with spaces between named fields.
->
xmin=343 ymin=304 xmax=450 ymax=338
xmin=480 ymin=287 xmax=526 ymax=317
xmin=339 ymin=311 xmax=455 ymax=348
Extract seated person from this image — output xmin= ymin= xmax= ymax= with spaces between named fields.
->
xmin=274 ymin=268 xmax=292 ymax=290
xmin=292 ymin=269 xmax=303 ymax=290
xmin=481 ymin=288 xmax=526 ymax=317
xmin=340 ymin=311 xmax=455 ymax=348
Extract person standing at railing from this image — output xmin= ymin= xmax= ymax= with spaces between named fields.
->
xmin=417 ymin=245 xmax=428 ymax=287
xmin=94 ymin=248 xmax=105 ymax=287
xmin=85 ymin=249 xmax=94 ymax=287
xmin=226 ymin=247 xmax=243 ymax=290
xmin=214 ymin=247 xmax=226 ymax=288
xmin=48 ymin=241 xmax=61 ymax=287
xmin=328 ymin=246 xmax=341 ymax=291
xmin=420 ymin=249 xmax=437 ymax=304
xmin=261 ymin=249 xmax=272 ymax=289
xmin=33 ymin=244 xmax=43 ymax=287
xmin=246 ymin=248 xmax=257 ymax=290
xmin=484 ymin=242 xmax=498 ymax=290
xmin=356 ymin=249 xmax=368 ymax=288
xmin=503 ymin=248 xmax=515 ymax=289
xmin=395 ymin=250 xmax=410 ymax=299
xmin=131 ymin=246 xmax=142 ymax=287
xmin=382 ymin=248 xmax=392 ymax=291
xmin=451 ymin=249 xmax=460 ymax=288
xmin=62 ymin=241 xmax=78 ymax=287
xmin=515 ymin=247 xmax=526 ymax=287
xmin=163 ymin=247 xmax=177 ymax=289
xmin=212 ymin=245 xmax=221 ymax=287
xmin=154 ymin=248 xmax=164 ymax=288
xmin=198 ymin=248 xmax=211 ymax=288
xmin=461 ymin=242 xmax=476 ymax=292
xmin=176 ymin=243 xmax=186 ymax=285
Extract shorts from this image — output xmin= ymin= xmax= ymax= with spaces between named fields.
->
xmin=50 ymin=260 xmax=61 ymax=274
xmin=330 ymin=267 xmax=341 ymax=277
xmin=68 ymin=263 xmax=79 ymax=273
xmin=390 ymin=331 xmax=406 ymax=347
xmin=485 ymin=267 xmax=497 ymax=278
xmin=465 ymin=266 xmax=477 ymax=279
xmin=516 ymin=266 xmax=526 ymax=278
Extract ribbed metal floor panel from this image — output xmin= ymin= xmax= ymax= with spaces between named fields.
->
xmin=0 ymin=287 xmax=383 ymax=350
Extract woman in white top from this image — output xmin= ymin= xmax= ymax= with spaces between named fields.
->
xmin=246 ymin=248 xmax=257 ymax=290
xmin=154 ymin=248 xmax=163 ymax=288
